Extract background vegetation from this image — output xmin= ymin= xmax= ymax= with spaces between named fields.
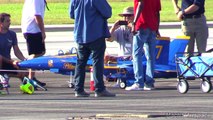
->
xmin=0 ymin=0 xmax=212 ymax=25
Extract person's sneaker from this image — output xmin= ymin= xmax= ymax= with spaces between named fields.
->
xmin=75 ymin=91 xmax=90 ymax=97
xmin=33 ymin=77 xmax=46 ymax=87
xmin=143 ymin=84 xmax=155 ymax=91
xmin=34 ymin=86 xmax=38 ymax=91
xmin=125 ymin=83 xmax=143 ymax=91
xmin=95 ymin=89 xmax=116 ymax=97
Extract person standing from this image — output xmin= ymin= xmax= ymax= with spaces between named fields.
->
xmin=125 ymin=0 xmax=161 ymax=91
xmin=21 ymin=0 xmax=47 ymax=86
xmin=0 ymin=13 xmax=27 ymax=79
xmin=172 ymin=0 xmax=208 ymax=53
xmin=69 ymin=0 xmax=116 ymax=97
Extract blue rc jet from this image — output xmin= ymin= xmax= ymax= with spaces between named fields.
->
xmin=18 ymin=36 xmax=189 ymax=88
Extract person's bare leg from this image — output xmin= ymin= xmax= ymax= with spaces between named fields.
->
xmin=27 ymin=53 xmax=44 ymax=79
xmin=27 ymin=53 xmax=46 ymax=86
xmin=28 ymin=69 xmax=34 ymax=79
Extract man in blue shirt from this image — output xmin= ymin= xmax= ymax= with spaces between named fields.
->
xmin=172 ymin=0 xmax=208 ymax=53
xmin=69 ymin=0 xmax=115 ymax=97
xmin=0 ymin=13 xmax=27 ymax=79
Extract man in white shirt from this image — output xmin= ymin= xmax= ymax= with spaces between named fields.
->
xmin=21 ymin=0 xmax=47 ymax=87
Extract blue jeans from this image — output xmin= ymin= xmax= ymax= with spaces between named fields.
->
xmin=74 ymin=38 xmax=106 ymax=93
xmin=132 ymin=28 xmax=156 ymax=87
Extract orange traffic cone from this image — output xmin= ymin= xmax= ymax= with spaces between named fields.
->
xmin=90 ymin=68 xmax=95 ymax=91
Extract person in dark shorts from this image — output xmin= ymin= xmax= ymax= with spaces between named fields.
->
xmin=0 ymin=13 xmax=27 ymax=79
xmin=23 ymin=32 xmax=46 ymax=56
xmin=1 ymin=60 xmax=18 ymax=75
xmin=21 ymin=0 xmax=48 ymax=86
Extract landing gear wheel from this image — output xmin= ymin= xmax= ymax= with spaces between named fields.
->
xmin=118 ymin=79 xmax=126 ymax=89
xmin=68 ymin=83 xmax=75 ymax=88
xmin=177 ymin=79 xmax=189 ymax=94
xmin=119 ymin=81 xmax=126 ymax=89
xmin=201 ymin=78 xmax=212 ymax=93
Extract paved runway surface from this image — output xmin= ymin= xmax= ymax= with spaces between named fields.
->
xmin=0 ymin=72 xmax=212 ymax=120
xmin=3 ymin=24 xmax=213 ymax=119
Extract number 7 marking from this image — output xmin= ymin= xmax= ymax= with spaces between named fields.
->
xmin=156 ymin=45 xmax=163 ymax=59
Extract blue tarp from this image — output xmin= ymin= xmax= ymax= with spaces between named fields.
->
xmin=177 ymin=56 xmax=213 ymax=77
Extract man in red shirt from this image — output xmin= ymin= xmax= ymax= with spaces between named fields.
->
xmin=125 ymin=0 xmax=161 ymax=91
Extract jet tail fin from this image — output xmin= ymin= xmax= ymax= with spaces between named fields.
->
xmin=168 ymin=36 xmax=190 ymax=65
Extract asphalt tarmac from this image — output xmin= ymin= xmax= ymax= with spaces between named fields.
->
xmin=0 ymin=71 xmax=212 ymax=120
xmin=2 ymin=23 xmax=213 ymax=119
